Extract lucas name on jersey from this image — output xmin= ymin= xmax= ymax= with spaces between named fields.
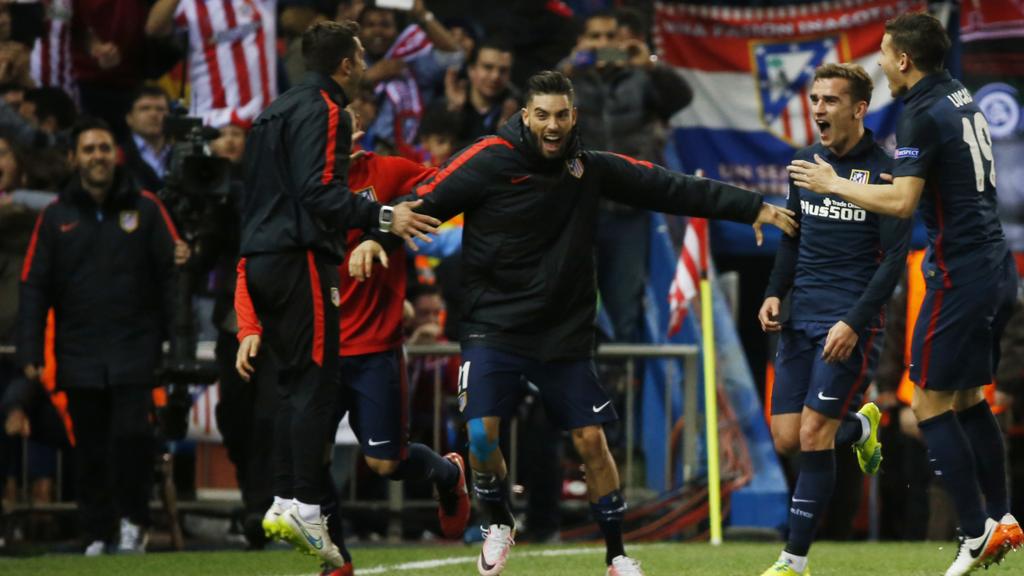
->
xmin=801 ymin=196 xmax=867 ymax=222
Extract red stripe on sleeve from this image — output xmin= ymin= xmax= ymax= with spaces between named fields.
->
xmin=609 ymin=152 xmax=654 ymax=169
xmin=21 ymin=206 xmax=48 ymax=282
xmin=319 ymin=90 xmax=340 ymax=185
xmin=307 ymin=251 xmax=325 ymax=366
xmin=234 ymin=258 xmax=262 ymax=341
xmin=140 ymin=190 xmax=182 ymax=242
xmin=416 ymin=137 xmax=512 ymax=196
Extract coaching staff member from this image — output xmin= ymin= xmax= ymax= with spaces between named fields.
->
xmin=18 ymin=117 xmax=180 ymax=554
xmin=238 ymin=20 xmax=438 ymax=567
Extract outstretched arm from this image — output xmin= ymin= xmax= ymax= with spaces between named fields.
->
xmin=592 ymin=151 xmax=797 ymax=243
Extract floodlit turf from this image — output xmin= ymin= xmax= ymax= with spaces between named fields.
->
xmin=1 ymin=541 xmax=1020 ymax=575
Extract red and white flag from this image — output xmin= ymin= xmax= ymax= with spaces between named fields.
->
xmin=667 ymin=217 xmax=708 ymax=337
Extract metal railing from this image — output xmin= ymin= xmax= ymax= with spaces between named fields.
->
xmin=1 ymin=342 xmax=702 ymax=542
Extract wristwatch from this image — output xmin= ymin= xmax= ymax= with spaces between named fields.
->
xmin=379 ymin=205 xmax=395 ymax=233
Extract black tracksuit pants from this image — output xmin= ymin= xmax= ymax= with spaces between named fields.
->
xmin=64 ymin=386 xmax=154 ymax=543
xmin=245 ymin=251 xmax=340 ymax=504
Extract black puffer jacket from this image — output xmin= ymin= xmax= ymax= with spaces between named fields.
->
xmin=403 ymin=114 xmax=763 ymax=360
xmin=18 ymin=171 xmax=178 ymax=388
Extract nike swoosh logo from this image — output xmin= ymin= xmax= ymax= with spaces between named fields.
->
xmin=368 ymin=438 xmax=391 ymax=446
xmin=817 ymin=391 xmax=840 ymax=401
xmin=480 ymin=551 xmax=496 ymax=571
xmin=792 ymin=498 xmax=816 ymax=503
xmin=60 ymin=222 xmax=79 ymax=233
xmin=592 ymin=401 xmax=611 ymax=413
xmin=968 ymin=525 xmax=993 ymax=558
xmin=297 ymin=522 xmax=324 ymax=550
xmin=510 ymin=175 xmax=531 ymax=184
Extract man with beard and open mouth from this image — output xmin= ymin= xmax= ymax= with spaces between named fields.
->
xmin=354 ymin=70 xmax=797 ymax=576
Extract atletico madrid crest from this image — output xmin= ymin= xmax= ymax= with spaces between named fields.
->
xmin=119 ymin=210 xmax=139 ymax=233
xmin=849 ymin=169 xmax=870 ymax=184
xmin=567 ymin=158 xmax=584 ymax=179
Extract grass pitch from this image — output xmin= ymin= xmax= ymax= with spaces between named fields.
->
xmin=1 ymin=541 xmax=1018 ymax=575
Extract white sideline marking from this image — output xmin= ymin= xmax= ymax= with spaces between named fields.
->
xmin=356 ymin=546 xmax=604 ymax=574
xmin=277 ymin=545 xmax=624 ymax=576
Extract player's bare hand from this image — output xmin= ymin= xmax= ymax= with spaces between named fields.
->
xmin=5 ymin=408 xmax=30 ymax=437
xmin=390 ymin=200 xmax=440 ymax=251
xmin=349 ymin=239 xmax=388 ymax=282
xmin=822 ymin=320 xmax=858 ymax=363
xmin=408 ymin=322 xmax=442 ymax=345
xmin=23 ymin=364 xmax=41 ymax=381
xmin=788 ymin=154 xmax=838 ymax=194
xmin=880 ymin=173 xmax=893 ymax=183
xmin=758 ymin=297 xmax=782 ymax=333
xmin=236 ymin=334 xmax=261 ymax=382
xmin=174 ymin=240 xmax=191 ymax=266
xmin=752 ymin=203 xmax=797 ymax=246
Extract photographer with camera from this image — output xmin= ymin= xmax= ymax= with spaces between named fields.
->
xmin=560 ymin=9 xmax=693 ymax=344
xmin=17 ymin=117 xmax=180 ymax=555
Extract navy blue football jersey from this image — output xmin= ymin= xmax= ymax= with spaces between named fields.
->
xmin=767 ymin=131 xmax=910 ymax=332
xmin=892 ymin=71 xmax=1008 ymax=288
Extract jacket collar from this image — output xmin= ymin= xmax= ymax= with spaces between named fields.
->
xmin=65 ymin=167 xmax=136 ymax=210
xmin=302 ymin=71 xmax=350 ymax=107
xmin=498 ymin=112 xmax=582 ymax=171
xmin=902 ymin=70 xmax=951 ymax=105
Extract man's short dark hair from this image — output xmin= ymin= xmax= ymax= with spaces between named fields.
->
xmin=813 ymin=63 xmax=873 ymax=106
xmin=70 ymin=116 xmax=114 ymax=149
xmin=408 ymin=282 xmax=442 ymax=303
xmin=129 ymin=85 xmax=170 ymax=109
xmin=302 ymin=20 xmax=361 ymax=76
xmin=524 ymin=71 xmax=574 ymax=105
xmin=614 ymin=7 xmax=648 ymax=41
xmin=885 ymin=12 xmax=950 ymax=74
xmin=24 ymin=87 xmax=77 ymax=132
xmin=468 ymin=38 xmax=514 ymax=67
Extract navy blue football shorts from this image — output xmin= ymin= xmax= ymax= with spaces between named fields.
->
xmin=340 ymin=349 xmax=407 ymax=460
xmin=458 ymin=346 xmax=617 ymax=431
xmin=772 ymin=321 xmax=882 ymax=419
xmin=910 ymin=254 xmax=1018 ymax=391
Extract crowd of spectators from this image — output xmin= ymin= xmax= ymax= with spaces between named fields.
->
xmin=0 ymin=0 xmax=1021 ymax=556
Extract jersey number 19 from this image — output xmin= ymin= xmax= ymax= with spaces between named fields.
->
xmin=962 ymin=112 xmax=996 ymax=192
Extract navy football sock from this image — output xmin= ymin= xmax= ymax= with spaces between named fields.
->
xmin=957 ymin=401 xmax=1009 ymax=519
xmin=834 ymin=412 xmax=866 ymax=447
xmin=917 ymin=410 xmax=987 ymax=537
xmin=472 ymin=470 xmax=515 ymax=527
xmin=591 ymin=490 xmax=627 ymax=565
xmin=389 ymin=444 xmax=459 ymax=490
xmin=784 ymin=449 xmax=835 ymax=557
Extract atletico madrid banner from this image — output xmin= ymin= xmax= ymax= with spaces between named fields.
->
xmin=655 ymin=0 xmax=924 ymax=255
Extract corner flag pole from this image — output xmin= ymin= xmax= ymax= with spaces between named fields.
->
xmin=696 ymin=171 xmax=722 ymax=546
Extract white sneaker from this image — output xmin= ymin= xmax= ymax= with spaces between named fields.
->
xmin=477 ymin=524 xmax=515 ymax=576
xmin=117 ymin=518 xmax=148 ymax=554
xmin=262 ymin=499 xmax=290 ymax=541
xmin=945 ymin=518 xmax=1007 ymax=576
xmin=607 ymin=555 xmax=644 ymax=576
xmin=280 ymin=505 xmax=345 ymax=568
xmin=84 ymin=540 xmax=105 ymax=556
